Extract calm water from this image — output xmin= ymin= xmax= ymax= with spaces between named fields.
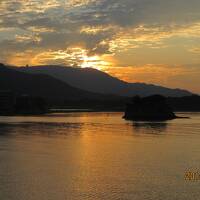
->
xmin=0 ymin=112 xmax=200 ymax=200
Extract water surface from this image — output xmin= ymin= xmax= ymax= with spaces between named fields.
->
xmin=0 ymin=112 xmax=200 ymax=200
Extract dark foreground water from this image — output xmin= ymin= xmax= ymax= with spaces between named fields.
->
xmin=0 ymin=112 xmax=200 ymax=200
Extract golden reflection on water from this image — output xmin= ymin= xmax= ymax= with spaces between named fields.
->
xmin=0 ymin=112 xmax=200 ymax=200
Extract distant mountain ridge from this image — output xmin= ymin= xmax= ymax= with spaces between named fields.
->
xmin=16 ymin=65 xmax=193 ymax=97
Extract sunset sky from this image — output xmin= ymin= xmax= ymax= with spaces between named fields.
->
xmin=0 ymin=0 xmax=200 ymax=93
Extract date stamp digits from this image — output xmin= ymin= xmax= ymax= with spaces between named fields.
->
xmin=185 ymin=171 xmax=200 ymax=181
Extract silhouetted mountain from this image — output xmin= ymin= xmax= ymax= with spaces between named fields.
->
xmin=16 ymin=65 xmax=193 ymax=97
xmin=1 ymin=64 xmax=200 ymax=111
xmin=0 ymin=64 xmax=120 ymax=106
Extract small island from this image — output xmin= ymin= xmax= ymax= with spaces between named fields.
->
xmin=123 ymin=95 xmax=177 ymax=121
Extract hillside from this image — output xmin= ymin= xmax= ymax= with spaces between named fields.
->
xmin=0 ymin=64 xmax=118 ymax=106
xmin=16 ymin=65 xmax=193 ymax=97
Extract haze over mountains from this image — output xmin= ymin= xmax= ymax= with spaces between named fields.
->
xmin=16 ymin=65 xmax=193 ymax=97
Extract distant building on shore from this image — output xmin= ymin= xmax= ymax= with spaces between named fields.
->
xmin=0 ymin=91 xmax=15 ymax=115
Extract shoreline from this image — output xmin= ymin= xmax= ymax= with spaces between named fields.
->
xmin=0 ymin=110 xmax=199 ymax=117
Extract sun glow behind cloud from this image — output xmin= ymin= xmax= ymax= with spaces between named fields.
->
xmin=8 ymin=46 xmax=112 ymax=71
xmin=81 ymin=55 xmax=111 ymax=70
